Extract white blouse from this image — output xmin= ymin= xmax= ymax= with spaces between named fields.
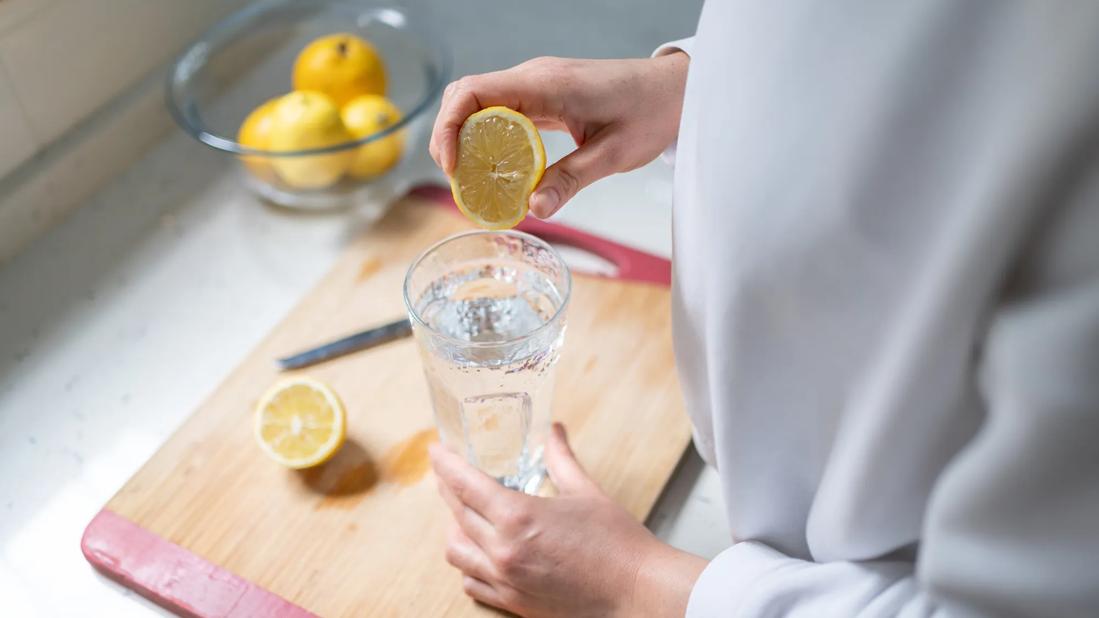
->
xmin=662 ymin=1 xmax=1099 ymax=615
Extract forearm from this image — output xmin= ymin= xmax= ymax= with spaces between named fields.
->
xmin=623 ymin=539 xmax=707 ymax=618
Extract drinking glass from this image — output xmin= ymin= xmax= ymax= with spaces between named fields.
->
xmin=403 ymin=230 xmax=571 ymax=493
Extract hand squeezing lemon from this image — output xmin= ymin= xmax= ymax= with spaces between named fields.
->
xmin=449 ymin=107 xmax=546 ymax=229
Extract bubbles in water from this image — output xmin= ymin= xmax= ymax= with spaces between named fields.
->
xmin=416 ymin=263 xmax=562 ymax=343
xmin=412 ymin=260 xmax=566 ymax=492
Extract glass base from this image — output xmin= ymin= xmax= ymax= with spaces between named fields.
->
xmin=498 ymin=461 xmax=546 ymax=495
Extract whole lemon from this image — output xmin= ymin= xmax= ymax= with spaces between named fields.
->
xmin=292 ymin=34 xmax=386 ymax=107
xmin=267 ymin=91 xmax=354 ymax=189
xmin=237 ymin=96 xmax=282 ymax=183
xmin=341 ymin=95 xmax=405 ymax=179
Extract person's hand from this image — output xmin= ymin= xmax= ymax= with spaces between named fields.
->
xmin=429 ymin=54 xmax=689 ymax=218
xmin=429 ymin=423 xmax=706 ymax=617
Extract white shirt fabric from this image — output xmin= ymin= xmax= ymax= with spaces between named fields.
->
xmin=661 ymin=1 xmax=1099 ymax=616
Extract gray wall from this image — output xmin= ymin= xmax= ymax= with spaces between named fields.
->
xmin=414 ymin=0 xmax=703 ymax=77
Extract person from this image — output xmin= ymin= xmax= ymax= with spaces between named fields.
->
xmin=426 ymin=2 xmax=1099 ymax=616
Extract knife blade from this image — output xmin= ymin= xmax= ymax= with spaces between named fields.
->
xmin=276 ymin=318 xmax=413 ymax=370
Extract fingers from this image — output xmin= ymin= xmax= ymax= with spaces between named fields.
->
xmin=429 ymin=77 xmax=493 ymax=174
xmin=462 ymin=576 xmax=514 ymax=612
xmin=529 ymin=130 xmax=623 ymax=218
xmin=429 ymin=442 xmax=517 ymax=523
xmin=437 ymin=477 xmax=496 ymax=549
xmin=446 ymin=524 xmax=522 ymax=613
xmin=430 ymin=66 xmax=562 ymax=174
xmin=544 ymin=422 xmax=597 ymax=495
xmin=445 ymin=525 xmax=497 ymax=582
xmin=532 ymin=118 xmax=570 ymax=132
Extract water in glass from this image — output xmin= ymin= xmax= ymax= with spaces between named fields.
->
xmin=405 ymin=232 xmax=570 ymax=493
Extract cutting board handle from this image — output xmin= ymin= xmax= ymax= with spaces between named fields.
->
xmin=408 ymin=184 xmax=672 ymax=287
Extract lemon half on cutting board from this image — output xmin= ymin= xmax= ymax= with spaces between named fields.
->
xmin=254 ymin=376 xmax=346 ymax=469
xmin=450 ymin=106 xmax=546 ymax=229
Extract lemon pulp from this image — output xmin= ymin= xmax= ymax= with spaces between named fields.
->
xmin=254 ymin=377 xmax=346 ymax=469
xmin=450 ymin=107 xmax=545 ymax=229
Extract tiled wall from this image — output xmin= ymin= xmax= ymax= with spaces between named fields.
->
xmin=0 ymin=0 xmax=245 ymax=179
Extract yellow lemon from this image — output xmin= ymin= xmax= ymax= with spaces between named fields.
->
xmin=254 ymin=376 xmax=346 ymax=469
xmin=450 ymin=106 xmax=546 ymax=229
xmin=292 ymin=33 xmax=386 ymax=106
xmin=341 ymin=94 xmax=405 ymax=179
xmin=237 ymin=96 xmax=282 ymax=183
xmin=267 ymin=91 xmax=354 ymax=189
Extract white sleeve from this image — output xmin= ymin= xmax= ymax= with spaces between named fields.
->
xmin=689 ymin=542 xmax=930 ymax=617
xmin=653 ymin=36 xmax=695 ymax=59
xmin=688 ymin=183 xmax=1099 ymax=617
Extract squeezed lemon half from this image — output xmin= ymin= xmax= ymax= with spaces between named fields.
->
xmin=449 ymin=106 xmax=546 ymax=229
xmin=254 ymin=376 xmax=346 ymax=469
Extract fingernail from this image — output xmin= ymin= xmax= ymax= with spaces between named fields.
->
xmin=553 ymin=422 xmax=566 ymax=439
xmin=529 ymin=187 xmax=560 ymax=218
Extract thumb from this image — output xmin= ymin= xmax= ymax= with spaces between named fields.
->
xmin=529 ymin=132 xmax=620 ymax=218
xmin=544 ymin=423 xmax=596 ymax=495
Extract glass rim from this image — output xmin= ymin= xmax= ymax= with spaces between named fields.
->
xmin=402 ymin=229 xmax=573 ymax=349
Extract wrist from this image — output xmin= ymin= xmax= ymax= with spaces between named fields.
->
xmin=640 ymin=51 xmax=689 ymax=154
xmin=620 ymin=537 xmax=707 ymax=617
xmin=648 ymin=49 xmax=689 ymax=91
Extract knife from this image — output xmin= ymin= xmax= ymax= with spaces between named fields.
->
xmin=276 ymin=318 xmax=413 ymax=370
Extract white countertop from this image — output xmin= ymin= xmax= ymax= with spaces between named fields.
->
xmin=0 ymin=2 xmax=729 ymax=615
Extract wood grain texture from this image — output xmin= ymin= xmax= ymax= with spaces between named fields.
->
xmin=98 ymin=195 xmax=690 ymax=617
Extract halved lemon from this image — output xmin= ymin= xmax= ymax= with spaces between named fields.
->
xmin=254 ymin=376 xmax=346 ymax=469
xmin=450 ymin=106 xmax=546 ymax=229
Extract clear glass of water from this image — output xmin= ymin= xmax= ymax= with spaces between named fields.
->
xmin=403 ymin=230 xmax=571 ymax=494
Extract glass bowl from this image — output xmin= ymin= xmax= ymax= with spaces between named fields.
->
xmin=167 ymin=0 xmax=449 ymax=210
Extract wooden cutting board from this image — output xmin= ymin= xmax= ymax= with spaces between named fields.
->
xmin=82 ymin=186 xmax=690 ymax=617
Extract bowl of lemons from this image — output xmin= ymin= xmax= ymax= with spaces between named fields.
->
xmin=168 ymin=0 xmax=448 ymax=210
